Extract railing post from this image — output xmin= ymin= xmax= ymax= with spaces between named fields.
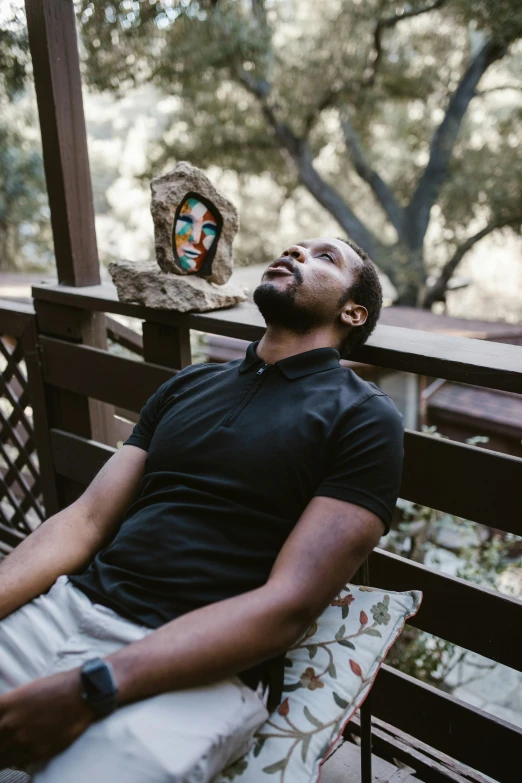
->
xmin=33 ymin=298 xmax=115 ymax=507
xmin=25 ymin=0 xmax=115 ymax=477
xmin=142 ymin=322 xmax=192 ymax=370
xmin=24 ymin=0 xmax=99 ymax=285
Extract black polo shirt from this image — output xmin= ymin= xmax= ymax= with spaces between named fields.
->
xmin=70 ymin=341 xmax=403 ymax=630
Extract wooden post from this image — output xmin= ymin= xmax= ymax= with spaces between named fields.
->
xmin=24 ymin=0 xmax=99 ymax=285
xmin=142 ymin=322 xmax=192 ymax=370
xmin=25 ymin=0 xmax=114 ymax=458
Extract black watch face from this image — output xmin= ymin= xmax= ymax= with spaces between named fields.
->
xmin=82 ymin=660 xmax=116 ymax=703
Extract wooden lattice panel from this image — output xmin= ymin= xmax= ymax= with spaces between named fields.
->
xmin=0 ymin=334 xmax=44 ymax=556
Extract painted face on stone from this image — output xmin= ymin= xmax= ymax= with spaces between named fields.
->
xmin=174 ymin=197 xmax=218 ymax=273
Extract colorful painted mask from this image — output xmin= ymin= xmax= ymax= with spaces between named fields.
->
xmin=172 ymin=192 xmax=222 ymax=276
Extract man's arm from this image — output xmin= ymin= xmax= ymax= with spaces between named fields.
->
xmin=0 ymin=496 xmax=383 ymax=766
xmin=109 ymin=496 xmax=383 ymax=701
xmin=0 ymin=445 xmax=147 ymax=620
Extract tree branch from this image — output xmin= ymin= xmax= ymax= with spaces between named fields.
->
xmin=235 ymin=68 xmax=383 ymax=256
xmin=340 ymin=114 xmax=404 ymax=236
xmin=364 ymin=0 xmax=447 ymax=87
xmin=422 ymin=217 xmax=519 ymax=308
xmin=477 ymin=84 xmax=522 ymax=95
xmin=265 ymin=109 xmax=382 ymax=257
xmin=304 ymin=0 xmax=447 ymax=131
xmin=406 ymin=37 xmax=509 ymax=250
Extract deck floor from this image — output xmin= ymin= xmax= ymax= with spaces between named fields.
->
xmin=320 ymin=740 xmax=422 ymax=783
xmin=1 ymin=743 xmax=422 ymax=783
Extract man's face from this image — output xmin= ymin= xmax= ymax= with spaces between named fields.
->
xmin=253 ymin=238 xmax=361 ymax=332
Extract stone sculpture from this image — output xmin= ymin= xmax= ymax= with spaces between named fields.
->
xmin=109 ymin=162 xmax=246 ymax=312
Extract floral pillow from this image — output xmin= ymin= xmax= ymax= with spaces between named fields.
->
xmin=215 ymin=585 xmax=422 ymax=783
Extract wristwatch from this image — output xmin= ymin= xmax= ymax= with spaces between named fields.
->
xmin=80 ymin=657 xmax=119 ymax=718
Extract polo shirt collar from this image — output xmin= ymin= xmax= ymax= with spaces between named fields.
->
xmin=239 ymin=341 xmax=341 ymax=379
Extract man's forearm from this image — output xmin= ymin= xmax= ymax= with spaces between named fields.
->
xmin=108 ymin=584 xmax=307 ymax=706
xmin=0 ymin=502 xmax=103 ymax=620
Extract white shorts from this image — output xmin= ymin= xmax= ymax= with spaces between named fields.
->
xmin=0 ymin=576 xmax=268 ymax=782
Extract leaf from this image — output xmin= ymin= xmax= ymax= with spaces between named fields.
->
xmin=253 ymin=737 xmax=266 ymax=758
xmin=349 ymin=659 xmax=363 ymax=677
xmin=282 ymin=681 xmax=302 ymax=692
xmin=328 ymin=660 xmax=337 ymax=679
xmin=284 ymin=657 xmax=293 ymax=668
xmin=263 ymin=758 xmax=286 ymax=774
xmin=333 ymin=691 xmax=349 ymax=709
xmin=364 ymin=628 xmax=382 ymax=637
xmin=301 ymin=734 xmax=311 ymax=763
xmin=304 ymin=705 xmax=323 ymax=729
xmin=335 ymin=624 xmax=346 ymax=641
xmin=342 ymin=604 xmax=349 ymax=619
xmin=338 ymin=639 xmax=355 ymax=649
xmin=308 ymin=644 xmax=318 ymax=659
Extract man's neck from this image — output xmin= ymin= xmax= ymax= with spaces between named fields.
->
xmin=256 ymin=325 xmax=339 ymax=365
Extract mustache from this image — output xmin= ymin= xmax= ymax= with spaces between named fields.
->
xmin=264 ymin=258 xmax=304 ymax=284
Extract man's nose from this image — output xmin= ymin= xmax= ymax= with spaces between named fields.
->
xmin=282 ymin=245 xmax=306 ymax=263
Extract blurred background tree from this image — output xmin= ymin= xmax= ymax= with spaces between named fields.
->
xmin=77 ymin=0 xmax=522 ymax=306
xmin=0 ymin=3 xmax=52 ymax=271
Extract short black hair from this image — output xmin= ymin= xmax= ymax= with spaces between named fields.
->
xmin=338 ymin=238 xmax=383 ymax=356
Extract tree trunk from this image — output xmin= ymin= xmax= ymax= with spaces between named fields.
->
xmin=375 ymin=244 xmax=426 ymax=307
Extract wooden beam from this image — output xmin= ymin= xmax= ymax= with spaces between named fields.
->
xmin=370 ymin=549 xmax=522 ymax=672
xmin=348 ymin=715 xmax=493 ymax=783
xmin=370 ymin=665 xmax=522 ymax=783
xmin=106 ymin=316 xmax=143 ymax=356
xmin=401 ymin=430 xmax=522 ymax=535
xmin=50 ymin=429 xmax=116 ymax=486
xmin=40 ymin=336 xmax=174 ymax=412
xmin=0 ymin=300 xmax=35 ymax=339
xmin=142 ymin=321 xmax=192 ymax=369
xmin=31 ymin=285 xmax=522 ymax=392
xmin=24 ymin=0 xmax=99 ymax=285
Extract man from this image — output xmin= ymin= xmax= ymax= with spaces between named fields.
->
xmin=0 ymin=237 xmax=403 ymax=781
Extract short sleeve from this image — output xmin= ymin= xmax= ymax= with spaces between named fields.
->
xmin=314 ymin=393 xmax=404 ymax=534
xmin=124 ymin=378 xmax=176 ymax=452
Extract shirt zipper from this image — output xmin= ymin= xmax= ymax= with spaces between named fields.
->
xmin=222 ymin=364 xmax=270 ymax=427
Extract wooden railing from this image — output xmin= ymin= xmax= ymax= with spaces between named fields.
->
xmin=0 ymin=300 xmax=57 ymax=554
xmin=1 ymin=284 xmax=521 ymax=782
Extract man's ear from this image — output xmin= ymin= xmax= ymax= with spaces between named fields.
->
xmin=340 ymin=302 xmax=368 ymax=328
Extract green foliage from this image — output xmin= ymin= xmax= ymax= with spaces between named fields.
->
xmin=77 ymin=0 xmax=522 ymax=305
xmin=0 ymin=2 xmax=52 ymax=270
xmin=0 ymin=4 xmax=29 ymax=99
xmin=0 ymin=121 xmax=52 ymax=271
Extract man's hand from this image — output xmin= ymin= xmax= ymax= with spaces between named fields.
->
xmin=0 ymin=669 xmax=93 ymax=767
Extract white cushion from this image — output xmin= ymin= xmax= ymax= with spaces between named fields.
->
xmin=214 ymin=584 xmax=422 ymax=782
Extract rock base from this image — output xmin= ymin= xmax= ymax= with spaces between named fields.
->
xmin=109 ymin=260 xmax=247 ymax=313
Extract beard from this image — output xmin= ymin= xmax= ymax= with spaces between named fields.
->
xmin=253 ymin=273 xmax=327 ymax=334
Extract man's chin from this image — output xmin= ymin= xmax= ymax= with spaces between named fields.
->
xmin=253 ymin=281 xmax=320 ymax=333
